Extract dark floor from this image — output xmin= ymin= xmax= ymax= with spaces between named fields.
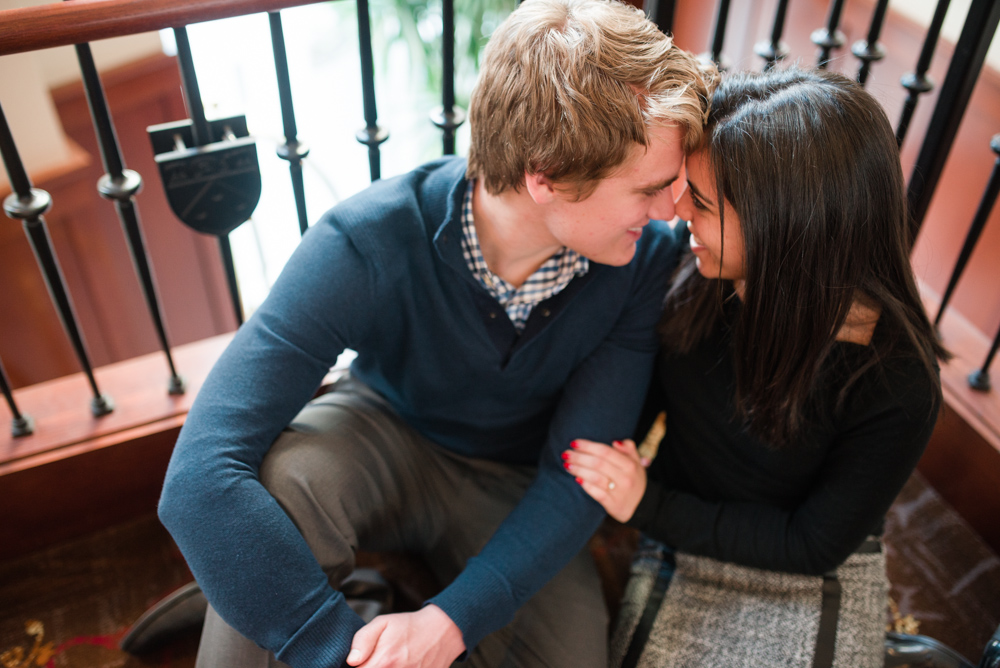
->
xmin=1 ymin=471 xmax=998 ymax=668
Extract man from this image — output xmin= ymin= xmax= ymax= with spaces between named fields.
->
xmin=158 ymin=1 xmax=715 ymax=666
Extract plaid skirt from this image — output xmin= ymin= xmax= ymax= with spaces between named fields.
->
xmin=610 ymin=538 xmax=888 ymax=668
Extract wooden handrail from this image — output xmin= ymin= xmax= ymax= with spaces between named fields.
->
xmin=0 ymin=0 xmax=330 ymax=57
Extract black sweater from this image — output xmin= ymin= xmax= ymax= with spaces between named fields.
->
xmin=628 ymin=316 xmax=940 ymax=575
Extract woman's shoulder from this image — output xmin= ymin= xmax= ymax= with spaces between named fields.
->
xmin=832 ymin=339 xmax=941 ymax=431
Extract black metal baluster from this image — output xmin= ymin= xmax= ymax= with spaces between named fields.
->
xmin=644 ymin=0 xmax=675 ymax=36
xmin=0 ymin=101 xmax=113 ymax=417
xmin=355 ymin=0 xmax=388 ymax=182
xmin=430 ymin=0 xmax=466 ymax=155
xmin=896 ymin=0 xmax=951 ymax=147
xmin=173 ymin=25 xmax=245 ymax=325
xmin=811 ymin=0 xmax=846 ymax=69
xmin=755 ymin=0 xmax=790 ymax=71
xmin=852 ymin=0 xmax=889 ymax=85
xmin=908 ymin=0 xmax=1000 ymax=239
xmin=73 ymin=41 xmax=186 ymax=394
xmin=969 ymin=325 xmax=1000 ymax=392
xmin=703 ymin=0 xmax=732 ymax=70
xmin=934 ymin=134 xmax=1000 ymax=328
xmin=174 ymin=27 xmax=212 ymax=148
xmin=0 ymin=356 xmax=33 ymax=437
xmin=269 ymin=11 xmax=311 ymax=236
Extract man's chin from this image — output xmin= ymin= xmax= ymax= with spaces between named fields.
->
xmin=587 ymin=245 xmax=637 ymax=267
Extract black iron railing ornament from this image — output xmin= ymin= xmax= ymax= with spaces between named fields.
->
xmin=932 ymin=134 xmax=1000 ymax=332
xmin=147 ymin=26 xmax=263 ymax=326
xmin=430 ymin=0 xmax=466 ymax=156
xmin=931 ymin=134 xmax=1000 ymax=393
xmin=72 ymin=39 xmax=186 ymax=395
xmin=811 ymin=0 xmax=846 ymax=69
xmin=970 ymin=330 xmax=1000 ymax=393
xmin=148 ymin=115 xmax=261 ymax=237
xmin=853 ymin=0 xmax=889 ymax=85
xmin=702 ymin=0 xmax=731 ymax=71
xmin=355 ymin=0 xmax=388 ymax=182
xmin=1 ymin=101 xmax=114 ymax=418
xmin=896 ymin=0 xmax=951 ymax=147
xmin=269 ymin=11 xmax=311 ymax=236
xmin=907 ymin=0 xmax=1000 ymax=238
xmin=0 ymin=355 xmax=32 ymax=437
xmin=755 ymin=0 xmax=790 ymax=71
xmin=644 ymin=0 xmax=675 ymax=37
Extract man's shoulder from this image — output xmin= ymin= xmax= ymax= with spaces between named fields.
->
xmin=315 ymin=157 xmax=467 ymax=240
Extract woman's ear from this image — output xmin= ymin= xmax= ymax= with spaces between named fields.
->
xmin=524 ymin=171 xmax=557 ymax=205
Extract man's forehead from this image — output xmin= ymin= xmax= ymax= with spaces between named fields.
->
xmin=633 ymin=132 xmax=685 ymax=183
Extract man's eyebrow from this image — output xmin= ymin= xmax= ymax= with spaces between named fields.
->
xmin=634 ymin=175 xmax=678 ymax=194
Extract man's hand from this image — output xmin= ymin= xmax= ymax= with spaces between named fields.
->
xmin=346 ymin=604 xmax=466 ymax=668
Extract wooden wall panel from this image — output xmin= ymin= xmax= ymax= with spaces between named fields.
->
xmin=919 ymin=406 xmax=1000 ymax=554
xmin=0 ymin=144 xmax=93 ymax=387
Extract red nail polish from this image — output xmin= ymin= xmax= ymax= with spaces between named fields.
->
xmin=613 ymin=440 xmax=622 ymax=447
xmin=563 ymin=462 xmax=571 ymax=470
xmin=561 ymin=452 xmax=570 ymax=460
xmin=570 ymin=441 xmax=579 ymax=449
xmin=575 ymin=477 xmax=583 ymax=484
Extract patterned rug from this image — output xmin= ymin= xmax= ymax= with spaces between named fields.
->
xmin=1 ymin=471 xmax=998 ymax=668
xmin=0 ymin=516 xmax=196 ymax=668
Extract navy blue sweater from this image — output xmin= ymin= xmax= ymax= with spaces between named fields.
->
xmin=158 ymin=157 xmax=679 ymax=668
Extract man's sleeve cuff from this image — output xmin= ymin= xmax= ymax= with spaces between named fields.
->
xmin=274 ymin=593 xmax=366 ymax=668
xmin=427 ymin=559 xmax=519 ymax=656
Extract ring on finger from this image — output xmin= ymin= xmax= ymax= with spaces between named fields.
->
xmin=608 ymin=480 xmax=616 ymax=491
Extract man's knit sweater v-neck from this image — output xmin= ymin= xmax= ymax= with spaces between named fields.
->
xmin=158 ymin=157 xmax=680 ymax=668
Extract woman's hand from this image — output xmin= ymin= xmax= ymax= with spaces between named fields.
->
xmin=562 ymin=439 xmax=648 ymax=523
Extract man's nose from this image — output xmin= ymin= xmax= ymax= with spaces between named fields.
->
xmin=673 ymin=184 xmax=692 ymax=222
xmin=648 ymin=188 xmax=676 ymax=222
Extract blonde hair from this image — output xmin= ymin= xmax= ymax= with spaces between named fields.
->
xmin=467 ymin=0 xmax=717 ymax=198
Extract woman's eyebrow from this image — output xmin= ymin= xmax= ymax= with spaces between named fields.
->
xmin=687 ymin=178 xmax=714 ymax=206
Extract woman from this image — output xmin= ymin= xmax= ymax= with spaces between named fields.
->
xmin=563 ymin=67 xmax=947 ymax=668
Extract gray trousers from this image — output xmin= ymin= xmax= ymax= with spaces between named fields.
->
xmin=195 ymin=377 xmax=608 ymax=668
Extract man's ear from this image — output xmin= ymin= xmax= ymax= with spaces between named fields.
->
xmin=524 ymin=171 xmax=557 ymax=205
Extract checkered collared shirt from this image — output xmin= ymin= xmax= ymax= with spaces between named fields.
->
xmin=460 ymin=181 xmax=589 ymax=331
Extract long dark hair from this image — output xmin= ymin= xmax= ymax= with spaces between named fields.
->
xmin=660 ymin=67 xmax=948 ymax=446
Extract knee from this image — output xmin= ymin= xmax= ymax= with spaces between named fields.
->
xmin=260 ymin=430 xmax=317 ymax=503
xmin=264 ymin=427 xmax=370 ymax=493
xmin=259 ymin=430 xmax=364 ymax=579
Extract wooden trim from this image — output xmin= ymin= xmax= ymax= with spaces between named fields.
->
xmin=0 ymin=333 xmax=231 ymax=476
xmin=49 ymin=51 xmax=182 ymax=110
xmin=917 ymin=282 xmax=1000 ymax=553
xmin=0 ymin=423 xmax=184 ymax=559
xmin=0 ymin=333 xmax=354 ymax=560
xmin=0 ymin=0 xmax=333 ymax=57
xmin=920 ymin=282 xmax=1000 ymax=452
xmin=0 ymin=335 xmax=230 ymax=560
